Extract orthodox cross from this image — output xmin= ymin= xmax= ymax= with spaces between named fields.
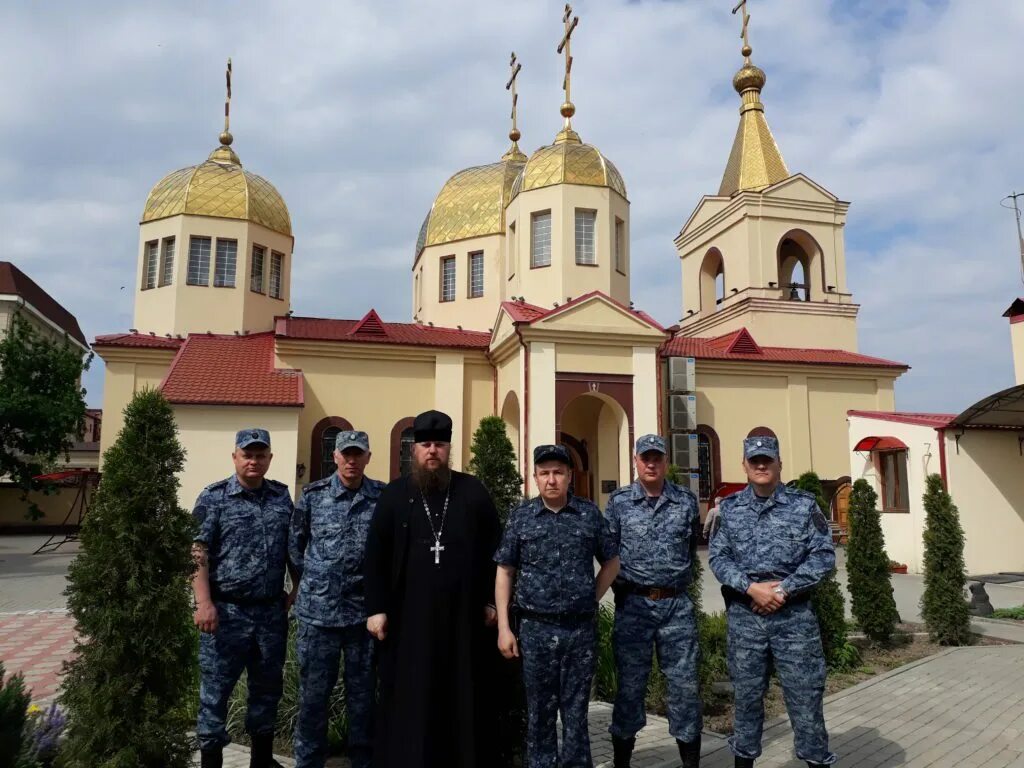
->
xmin=732 ymin=0 xmax=752 ymax=60
xmin=220 ymin=58 xmax=234 ymax=145
xmin=557 ymin=4 xmax=579 ymax=114
xmin=506 ymin=52 xmax=522 ymax=142
xmin=430 ymin=540 xmax=446 ymax=565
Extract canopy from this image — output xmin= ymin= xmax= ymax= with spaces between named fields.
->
xmin=951 ymin=384 xmax=1024 ymax=430
xmin=853 ymin=435 xmax=909 ymax=452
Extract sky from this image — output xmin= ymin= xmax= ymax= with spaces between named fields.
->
xmin=1 ymin=0 xmax=1021 ymax=413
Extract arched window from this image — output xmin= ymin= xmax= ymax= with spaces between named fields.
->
xmin=699 ymin=248 xmax=725 ymax=313
xmin=777 ymin=230 xmax=825 ymax=302
xmin=310 ymin=416 xmax=354 ymax=482
xmin=696 ymin=424 xmax=722 ymax=503
xmin=390 ymin=417 xmax=416 ymax=480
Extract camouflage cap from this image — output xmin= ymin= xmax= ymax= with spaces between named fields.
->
xmin=743 ymin=435 xmax=780 ymax=461
xmin=235 ymin=428 xmax=271 ymax=449
xmin=634 ymin=433 xmax=667 ymax=455
xmin=533 ymin=444 xmax=572 ymax=466
xmin=335 ymin=430 xmax=370 ymax=453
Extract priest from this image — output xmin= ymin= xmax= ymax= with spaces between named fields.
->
xmin=364 ymin=409 xmax=501 ymax=768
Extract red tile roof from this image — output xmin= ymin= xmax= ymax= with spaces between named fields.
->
xmin=662 ymin=328 xmax=908 ymax=369
xmin=277 ymin=311 xmax=491 ymax=349
xmin=0 ymin=262 xmax=87 ymax=346
xmin=501 ymin=291 xmax=666 ymax=331
xmin=161 ymin=333 xmax=304 ymax=407
xmin=847 ymin=410 xmax=956 ymax=428
xmin=93 ymin=332 xmax=184 ymax=350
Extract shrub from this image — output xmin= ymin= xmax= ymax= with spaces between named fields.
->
xmin=61 ymin=390 xmax=196 ymax=767
xmin=846 ymin=479 xmax=899 ymax=645
xmin=467 ymin=417 xmax=523 ymax=527
xmin=991 ymin=606 xmax=1024 ymax=621
xmin=0 ymin=662 xmax=31 ymax=762
xmin=920 ymin=475 xmax=972 ymax=645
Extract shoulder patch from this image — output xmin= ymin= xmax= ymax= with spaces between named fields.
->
xmin=812 ymin=510 xmax=830 ymax=534
xmin=303 ymin=477 xmax=332 ymax=493
xmin=790 ymin=487 xmax=817 ymax=501
xmin=202 ymin=478 xmax=230 ymax=493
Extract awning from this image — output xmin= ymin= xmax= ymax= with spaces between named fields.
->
xmin=853 ymin=435 xmax=909 ymax=452
xmin=951 ymin=384 xmax=1024 ymax=429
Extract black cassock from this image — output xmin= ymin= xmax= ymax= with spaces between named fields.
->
xmin=364 ymin=470 xmax=500 ymax=768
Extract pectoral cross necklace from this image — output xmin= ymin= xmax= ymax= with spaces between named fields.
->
xmin=421 ymin=487 xmax=451 ymax=565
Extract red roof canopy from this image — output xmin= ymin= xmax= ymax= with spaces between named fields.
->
xmin=277 ymin=312 xmax=491 ymax=349
xmin=853 ymin=435 xmax=909 ymax=452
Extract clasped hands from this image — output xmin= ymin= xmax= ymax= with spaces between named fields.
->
xmin=746 ymin=581 xmax=787 ymax=615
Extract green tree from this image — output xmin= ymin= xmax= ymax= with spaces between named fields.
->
xmin=847 ymin=479 xmax=899 ymax=645
xmin=61 ymin=390 xmax=196 ymax=767
xmin=0 ymin=312 xmax=91 ymax=520
xmin=467 ymin=416 xmax=523 ymax=526
xmin=794 ymin=472 xmax=859 ymax=671
xmin=920 ymin=474 xmax=972 ymax=645
xmin=0 ymin=662 xmax=31 ymax=763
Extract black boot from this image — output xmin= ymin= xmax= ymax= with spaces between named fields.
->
xmin=734 ymin=758 xmax=754 ymax=768
xmin=677 ymin=734 xmax=701 ymax=767
xmin=248 ymin=732 xmax=283 ymax=768
xmin=612 ymin=734 xmax=636 ymax=768
xmin=199 ymin=748 xmax=222 ymax=768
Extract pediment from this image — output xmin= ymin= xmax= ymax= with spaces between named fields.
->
xmin=533 ymin=294 xmax=664 ymax=338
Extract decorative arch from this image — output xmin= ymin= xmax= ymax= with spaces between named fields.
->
xmin=696 ymin=423 xmax=722 ymax=503
xmin=310 ymin=416 xmax=354 ymax=482
xmin=777 ymin=229 xmax=826 ymax=302
xmin=699 ymin=248 xmax=725 ymax=313
xmin=747 ymin=426 xmax=777 ymax=439
xmin=389 ymin=417 xmax=416 ymax=480
xmin=500 ymin=391 xmax=521 ymax=472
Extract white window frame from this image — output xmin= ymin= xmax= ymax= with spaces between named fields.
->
xmin=440 ymin=256 xmax=456 ymax=302
xmin=269 ymin=251 xmax=284 ymax=299
xmin=468 ymin=251 xmax=484 ymax=298
xmin=574 ymin=209 xmax=597 ymax=266
xmin=213 ymin=239 xmax=237 ymax=288
xmin=530 ymin=211 xmax=551 ymax=268
xmin=187 ymin=236 xmax=211 ymax=286
xmin=143 ymin=240 xmax=158 ymax=290
xmin=250 ymin=244 xmax=266 ymax=293
xmin=159 ymin=237 xmax=175 ymax=287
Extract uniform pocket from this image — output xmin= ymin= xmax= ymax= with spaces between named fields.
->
xmin=318 ymin=524 xmax=346 ymax=561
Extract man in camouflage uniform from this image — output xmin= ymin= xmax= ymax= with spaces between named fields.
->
xmin=290 ymin=430 xmax=384 ymax=768
xmin=708 ymin=436 xmax=836 ymax=768
xmin=495 ymin=444 xmax=620 ymax=768
xmin=605 ymin=434 xmax=702 ymax=767
xmin=192 ymin=428 xmax=294 ymax=768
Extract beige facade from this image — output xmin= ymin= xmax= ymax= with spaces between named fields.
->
xmin=848 ymin=414 xmax=1024 ymax=575
xmin=1010 ymin=316 xmax=1024 ymax=386
xmin=97 ymin=346 xmax=178 ymax=459
xmin=675 ymin=175 xmax=858 ymax=350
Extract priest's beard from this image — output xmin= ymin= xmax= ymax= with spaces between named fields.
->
xmin=412 ymin=459 xmax=452 ymax=495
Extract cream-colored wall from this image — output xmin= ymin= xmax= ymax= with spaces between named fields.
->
xmin=415 ymin=232 xmax=505 ymax=332
xmin=461 ymin=361 xmax=494 ymax=468
xmin=555 ymin=344 xmax=632 ymax=374
xmin=96 ymin=349 xmax=178 ymax=461
xmin=505 ymin=184 xmax=630 ymax=311
xmin=947 ymin=430 xmax=1024 ymax=575
xmin=174 ymin=405 xmax=300 ymax=508
xmin=526 ymin=341 xmax=557 ymax=494
xmin=696 ymin=363 xmax=898 ymax=484
xmin=134 ymin=215 xmax=293 ymax=337
xmin=680 ymin=301 xmax=859 ymax=351
xmin=847 ymin=416 xmax=933 ymax=573
xmin=632 ymin=346 xmax=659 ymax=437
xmin=1011 ymin=320 xmax=1024 ymax=386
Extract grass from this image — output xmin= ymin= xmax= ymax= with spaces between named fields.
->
xmin=990 ymin=606 xmax=1024 ymax=621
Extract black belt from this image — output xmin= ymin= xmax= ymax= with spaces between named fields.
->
xmin=212 ymin=592 xmax=284 ymax=607
xmin=721 ymin=584 xmax=810 ymax=610
xmin=519 ymin=609 xmax=595 ymax=627
xmin=618 ymin=581 xmax=684 ymax=601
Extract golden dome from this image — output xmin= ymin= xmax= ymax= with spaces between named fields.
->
xmin=142 ymin=143 xmax=292 ymax=237
xmin=417 ymin=156 xmax=526 ymax=257
xmin=510 ymin=132 xmax=627 ymax=201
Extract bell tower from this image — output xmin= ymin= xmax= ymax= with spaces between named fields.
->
xmin=674 ymin=2 xmax=859 ymax=351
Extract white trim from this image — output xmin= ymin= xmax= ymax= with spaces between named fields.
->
xmin=0 ymin=294 xmax=89 ymax=352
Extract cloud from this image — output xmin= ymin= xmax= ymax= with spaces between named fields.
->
xmin=1 ymin=0 xmax=1020 ymax=413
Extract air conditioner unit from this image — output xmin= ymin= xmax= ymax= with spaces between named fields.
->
xmin=668 ymin=356 xmax=696 ymax=393
xmin=668 ymin=394 xmax=697 ymax=432
xmin=672 ymin=433 xmax=699 ymax=470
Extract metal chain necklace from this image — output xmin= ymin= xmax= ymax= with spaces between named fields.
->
xmin=421 ymin=485 xmax=451 ymax=565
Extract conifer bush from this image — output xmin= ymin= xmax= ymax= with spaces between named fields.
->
xmin=60 ymin=389 xmax=196 ymax=767
xmin=794 ymin=472 xmax=859 ymax=671
xmin=846 ymin=479 xmax=899 ymax=645
xmin=920 ymin=474 xmax=972 ymax=645
xmin=467 ymin=416 xmax=524 ymax=526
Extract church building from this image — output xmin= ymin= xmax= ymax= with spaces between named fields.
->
xmin=95 ymin=9 xmax=906 ymax=516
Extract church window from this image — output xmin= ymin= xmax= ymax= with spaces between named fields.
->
xmin=399 ymin=427 xmax=415 ymax=477
xmin=508 ymin=221 xmax=516 ymax=278
xmin=697 ymin=433 xmax=714 ymax=502
xmin=159 ymin=237 xmax=175 ymax=287
xmin=469 ymin=251 xmax=484 ymax=298
xmin=320 ymin=427 xmax=341 ymax=481
xmin=250 ymin=245 xmax=265 ymax=293
xmin=615 ymin=217 xmax=626 ymax=274
xmin=530 ymin=211 xmax=551 ymax=268
xmin=269 ymin=251 xmax=284 ymax=299
xmin=440 ymin=256 xmax=456 ymax=302
xmin=187 ymin=236 xmax=211 ymax=286
xmin=877 ymin=450 xmax=910 ymax=512
xmin=574 ymin=209 xmax=597 ymax=265
xmin=214 ymin=239 xmax=237 ymax=288
xmin=143 ymin=240 xmax=158 ymax=290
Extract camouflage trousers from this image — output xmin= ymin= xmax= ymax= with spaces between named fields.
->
xmin=519 ymin=615 xmax=597 ymax=768
xmin=727 ymin=600 xmax=837 ymax=765
xmin=610 ymin=593 xmax=701 ymax=742
xmin=196 ymin=599 xmax=288 ymax=750
xmin=294 ymin=620 xmax=375 ymax=768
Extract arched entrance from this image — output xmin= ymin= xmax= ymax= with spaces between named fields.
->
xmin=500 ymin=391 xmax=521 ymax=474
xmin=558 ymin=391 xmax=630 ymax=508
